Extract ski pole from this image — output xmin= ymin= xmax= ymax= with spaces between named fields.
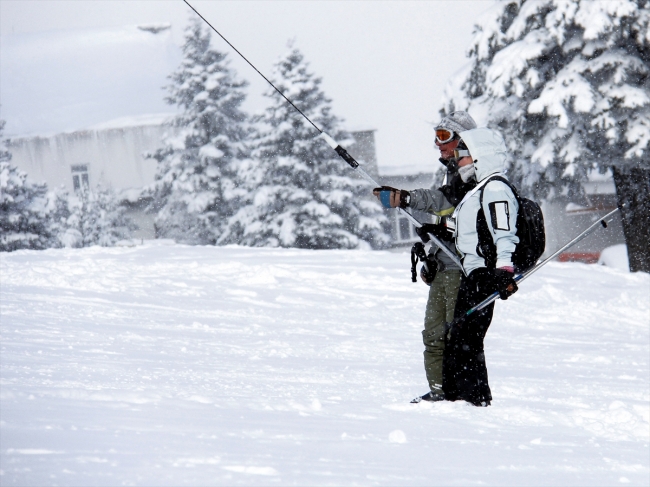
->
xmin=447 ymin=206 xmax=621 ymax=329
xmin=182 ymin=0 xmax=464 ymax=270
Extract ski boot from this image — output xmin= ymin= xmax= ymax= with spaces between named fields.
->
xmin=410 ymin=391 xmax=445 ymax=403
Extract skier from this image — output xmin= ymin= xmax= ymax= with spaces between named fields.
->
xmin=372 ymin=111 xmax=477 ymax=402
xmin=442 ymin=127 xmax=519 ymax=407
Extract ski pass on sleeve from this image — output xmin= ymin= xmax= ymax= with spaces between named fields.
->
xmin=489 ymin=201 xmax=510 ymax=231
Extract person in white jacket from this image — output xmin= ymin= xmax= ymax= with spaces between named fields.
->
xmin=442 ymin=127 xmax=519 ymax=407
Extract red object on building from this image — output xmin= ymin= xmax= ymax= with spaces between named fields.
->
xmin=558 ymin=252 xmax=601 ymax=264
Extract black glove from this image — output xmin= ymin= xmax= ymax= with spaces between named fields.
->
xmin=372 ymin=186 xmax=410 ymax=209
xmin=420 ymin=261 xmax=438 ymax=286
xmin=411 ymin=242 xmax=437 ymax=285
xmin=416 ymin=223 xmax=453 ymax=244
xmin=492 ymin=268 xmax=518 ymax=300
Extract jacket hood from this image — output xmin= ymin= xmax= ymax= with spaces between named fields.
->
xmin=459 ymin=128 xmax=508 ymax=182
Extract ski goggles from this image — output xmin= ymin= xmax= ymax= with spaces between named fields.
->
xmin=435 ymin=128 xmax=455 ymax=144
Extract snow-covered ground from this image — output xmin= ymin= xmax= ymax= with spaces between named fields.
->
xmin=599 ymin=244 xmax=630 ymax=272
xmin=1 ymin=243 xmax=648 ymax=486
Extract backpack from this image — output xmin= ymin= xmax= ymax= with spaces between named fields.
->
xmin=477 ymin=175 xmax=545 ymax=273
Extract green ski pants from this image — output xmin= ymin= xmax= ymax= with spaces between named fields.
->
xmin=422 ymin=269 xmax=462 ymax=393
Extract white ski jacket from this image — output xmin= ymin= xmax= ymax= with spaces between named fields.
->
xmin=452 ymin=128 xmax=519 ymax=275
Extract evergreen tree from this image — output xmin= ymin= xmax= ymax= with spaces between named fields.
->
xmin=0 ymin=120 xmax=10 ymax=164
xmin=0 ymin=121 xmax=56 ymax=251
xmin=149 ymin=18 xmax=250 ymax=245
xmin=441 ymin=0 xmax=650 ymax=272
xmin=48 ymin=188 xmax=78 ymax=248
xmin=64 ymin=187 xmax=136 ymax=248
xmin=226 ymin=45 xmax=389 ymax=249
xmin=0 ymin=163 xmax=56 ymax=251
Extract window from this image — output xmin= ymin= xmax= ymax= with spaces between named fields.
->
xmin=71 ymin=164 xmax=89 ymax=191
xmin=398 ymin=217 xmax=411 ymax=241
xmin=393 ymin=209 xmax=436 ymax=244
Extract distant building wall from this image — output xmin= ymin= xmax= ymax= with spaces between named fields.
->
xmin=542 ymin=176 xmax=625 ymax=262
xmin=7 ymin=123 xmax=170 ymax=193
xmin=347 ymin=130 xmax=380 ymax=182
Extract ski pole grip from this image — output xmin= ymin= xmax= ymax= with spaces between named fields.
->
xmin=335 ymin=146 xmax=360 ymax=169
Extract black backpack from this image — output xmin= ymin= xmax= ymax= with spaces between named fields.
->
xmin=477 ymin=175 xmax=545 ymax=273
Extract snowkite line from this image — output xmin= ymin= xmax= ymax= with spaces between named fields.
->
xmin=182 ymin=0 xmax=464 ymax=270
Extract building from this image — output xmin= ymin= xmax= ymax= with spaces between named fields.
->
xmin=7 ymin=122 xmax=386 ymax=240
xmin=542 ymin=170 xmax=625 ymax=262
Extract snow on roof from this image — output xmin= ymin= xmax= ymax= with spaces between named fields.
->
xmin=1 ymin=24 xmax=181 ymax=137
xmin=7 ymin=112 xmax=178 ymax=142
xmin=87 ymin=113 xmax=176 ymax=131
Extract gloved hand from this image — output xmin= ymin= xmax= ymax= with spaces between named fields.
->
xmin=415 ymin=223 xmax=453 ymax=243
xmin=411 ymin=242 xmax=437 ymax=285
xmin=372 ymin=186 xmax=410 ymax=209
xmin=420 ymin=262 xmax=437 ymax=286
xmin=492 ymin=267 xmax=518 ymax=300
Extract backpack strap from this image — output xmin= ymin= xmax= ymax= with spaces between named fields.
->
xmin=478 ymin=175 xmax=519 ymax=207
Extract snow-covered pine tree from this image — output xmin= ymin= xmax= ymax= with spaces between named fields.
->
xmin=0 ymin=121 xmax=10 ymax=165
xmin=441 ymin=0 xmax=650 ymax=272
xmin=0 ymin=121 xmax=57 ymax=251
xmin=225 ymin=45 xmax=389 ymax=249
xmin=64 ymin=187 xmax=134 ymax=248
xmin=149 ymin=18 xmax=250 ymax=245
xmin=47 ymin=188 xmax=77 ymax=248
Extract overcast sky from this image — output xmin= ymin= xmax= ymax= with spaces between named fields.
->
xmin=1 ymin=0 xmax=496 ymax=172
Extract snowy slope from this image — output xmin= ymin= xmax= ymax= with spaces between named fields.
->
xmin=1 ymin=244 xmax=648 ymax=486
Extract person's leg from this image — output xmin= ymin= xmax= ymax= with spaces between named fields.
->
xmin=443 ymin=270 xmax=462 ymax=323
xmin=422 ymin=270 xmax=461 ymax=395
xmin=442 ymin=273 xmax=470 ymax=401
xmin=422 ymin=274 xmax=447 ymax=394
xmin=443 ymin=269 xmax=494 ymax=406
